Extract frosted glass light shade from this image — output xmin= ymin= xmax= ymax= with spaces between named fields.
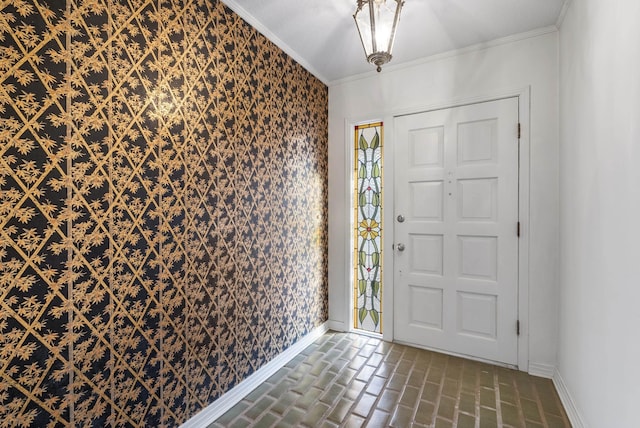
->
xmin=354 ymin=0 xmax=404 ymax=72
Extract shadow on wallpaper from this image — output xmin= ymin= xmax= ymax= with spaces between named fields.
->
xmin=0 ymin=0 xmax=328 ymax=425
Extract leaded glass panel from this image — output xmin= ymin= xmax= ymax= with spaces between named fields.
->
xmin=354 ymin=122 xmax=383 ymax=333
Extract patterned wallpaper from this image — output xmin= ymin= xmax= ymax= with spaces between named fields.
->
xmin=0 ymin=0 xmax=328 ymax=426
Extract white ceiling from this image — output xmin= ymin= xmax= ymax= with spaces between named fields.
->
xmin=223 ymin=0 xmax=568 ymax=83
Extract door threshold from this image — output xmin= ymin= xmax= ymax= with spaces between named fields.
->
xmin=393 ymin=338 xmax=520 ymax=371
xmin=350 ymin=328 xmax=383 ymax=340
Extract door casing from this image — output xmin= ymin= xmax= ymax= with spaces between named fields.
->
xmin=344 ymin=87 xmax=531 ymax=371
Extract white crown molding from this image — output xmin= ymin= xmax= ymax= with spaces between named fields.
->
xmin=221 ymin=0 xmax=330 ymax=85
xmin=180 ymin=322 xmax=330 ymax=428
xmin=555 ymin=0 xmax=573 ymax=28
xmin=329 ymin=25 xmax=559 ymax=87
xmin=553 ymin=368 xmax=587 ymax=428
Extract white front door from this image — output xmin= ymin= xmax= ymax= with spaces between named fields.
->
xmin=393 ymin=98 xmax=519 ymax=365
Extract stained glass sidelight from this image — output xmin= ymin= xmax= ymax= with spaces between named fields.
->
xmin=354 ymin=122 xmax=383 ymax=333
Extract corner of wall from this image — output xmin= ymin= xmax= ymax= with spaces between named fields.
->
xmin=555 ymin=0 xmax=573 ymax=28
xmin=528 ymin=362 xmax=556 ymax=379
xmin=327 ymin=320 xmax=348 ymax=332
xmin=552 ymin=368 xmax=586 ymax=428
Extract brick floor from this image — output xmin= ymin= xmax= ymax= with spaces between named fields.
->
xmin=210 ymin=331 xmax=571 ymax=427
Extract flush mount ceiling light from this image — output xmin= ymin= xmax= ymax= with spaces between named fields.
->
xmin=354 ymin=0 xmax=405 ymax=72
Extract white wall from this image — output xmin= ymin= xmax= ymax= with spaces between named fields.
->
xmin=328 ymin=30 xmax=560 ymax=370
xmin=557 ymin=0 xmax=640 ymax=426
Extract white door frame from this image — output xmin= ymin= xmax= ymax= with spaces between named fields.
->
xmin=344 ymin=87 xmax=531 ymax=371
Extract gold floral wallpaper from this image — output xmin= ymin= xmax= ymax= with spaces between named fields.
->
xmin=0 ymin=0 xmax=328 ymax=426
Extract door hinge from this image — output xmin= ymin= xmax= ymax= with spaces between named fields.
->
xmin=517 ymin=222 xmax=520 ymax=237
xmin=517 ymin=123 xmax=521 ymax=139
xmin=517 ymin=320 xmax=520 ymax=336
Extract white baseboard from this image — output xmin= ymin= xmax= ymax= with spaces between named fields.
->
xmin=180 ymin=322 xmax=329 ymax=428
xmin=327 ymin=319 xmax=347 ymax=332
xmin=528 ymin=362 xmax=555 ymax=379
xmin=553 ymin=369 xmax=586 ymax=428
